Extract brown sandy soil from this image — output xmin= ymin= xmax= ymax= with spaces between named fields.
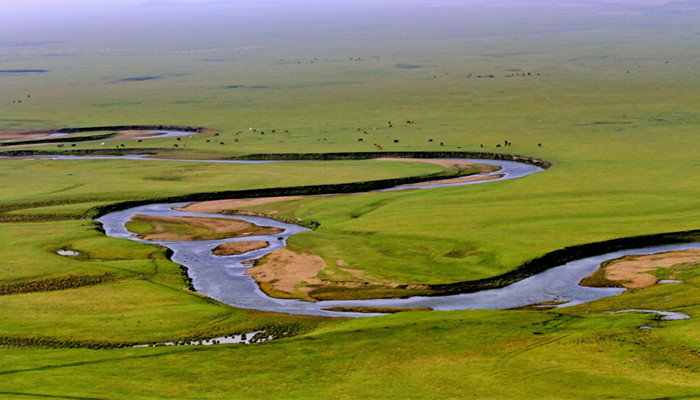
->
xmin=212 ymin=241 xmax=269 ymax=256
xmin=372 ymin=157 xmax=479 ymax=169
xmin=245 ymin=248 xmax=327 ymax=297
xmin=128 ymin=214 xmax=283 ymax=241
xmin=246 ymin=248 xmax=431 ymax=301
xmin=405 ymin=174 xmax=503 ymax=186
xmin=176 ymin=158 xmax=499 ymax=215
xmin=174 ymin=196 xmax=304 ymax=214
xmin=582 ymin=249 xmax=700 ymax=288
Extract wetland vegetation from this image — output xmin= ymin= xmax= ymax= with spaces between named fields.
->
xmin=1 ymin=0 xmax=699 ymax=398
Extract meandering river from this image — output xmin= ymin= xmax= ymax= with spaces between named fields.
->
xmin=92 ymin=157 xmax=697 ymax=317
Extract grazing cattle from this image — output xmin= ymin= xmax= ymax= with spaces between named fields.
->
xmin=364 ymin=131 xmax=367 ymax=134
xmin=261 ymin=132 xmax=264 ymax=135
xmin=138 ymin=139 xmax=142 ymax=143
xmin=177 ymin=137 xmax=181 ymax=141
xmin=173 ymin=144 xmax=178 ymax=147
xmin=480 ymin=144 xmax=483 ymax=148
xmin=358 ymin=138 xmax=363 ymax=142
xmin=393 ymin=139 xmax=399 ymax=143
xmin=271 ymin=130 xmax=276 ymax=133
xmin=440 ymin=142 xmax=444 ymax=146
xmin=284 ymin=130 xmax=288 ymax=133
xmin=214 ymin=133 xmax=220 ymax=136
xmin=206 ymin=140 xmax=210 ymax=143
xmin=235 ymin=139 xmax=239 ymax=142
xmin=496 ymin=144 xmax=501 ymax=148
xmin=71 ymin=144 xmax=76 ymax=147
xmin=389 ymin=124 xmax=392 ymax=128
xmin=57 ymin=144 xmax=64 ymax=148
xmin=357 ymin=127 xmax=361 ymax=132
xmin=428 ymin=139 xmax=433 ymax=142
xmin=220 ymin=142 xmax=225 ymax=145
xmin=120 ymin=144 xmax=125 ymax=148
xmin=538 ymin=143 xmax=542 ymax=147
xmin=100 ymin=142 xmax=105 ymax=146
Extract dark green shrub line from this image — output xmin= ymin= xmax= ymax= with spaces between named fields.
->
xmin=234 ymin=151 xmax=552 ymax=169
xmin=82 ymin=167 xmax=469 ymax=219
xmin=0 ymin=322 xmax=315 ymax=350
xmin=426 ymin=229 xmax=700 ymax=296
xmin=0 ymin=213 xmax=83 ymax=223
xmin=52 ymin=125 xmax=208 ymax=134
xmin=0 ymin=272 xmax=120 ymax=296
xmin=2 ymin=124 xmax=207 ymax=136
xmin=162 ymin=248 xmax=196 ymax=291
xmin=0 ymin=195 xmax=154 ymax=213
xmin=0 ymin=335 xmax=141 ymax=350
xmin=0 ymin=132 xmax=117 ymax=146
xmin=0 ymin=148 xmax=161 ymax=157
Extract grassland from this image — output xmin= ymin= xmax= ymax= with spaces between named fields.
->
xmin=1 ymin=1 xmax=699 ymax=398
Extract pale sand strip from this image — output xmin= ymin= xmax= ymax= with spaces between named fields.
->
xmin=213 ymin=241 xmax=269 ymax=256
xmin=175 ymin=196 xmax=303 ymax=214
xmin=588 ymin=249 xmax=700 ymax=288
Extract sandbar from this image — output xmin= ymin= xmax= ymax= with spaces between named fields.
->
xmin=581 ymin=249 xmax=700 ymax=288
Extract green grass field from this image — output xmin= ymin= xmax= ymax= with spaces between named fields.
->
xmin=1 ymin=1 xmax=699 ymax=398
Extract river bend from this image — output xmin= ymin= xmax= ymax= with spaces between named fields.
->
xmin=94 ymin=158 xmax=698 ymax=317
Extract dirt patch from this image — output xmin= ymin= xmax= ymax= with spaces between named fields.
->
xmin=372 ymin=157 xmax=478 ymax=169
xmin=245 ymin=248 xmax=326 ymax=298
xmin=127 ymin=214 xmax=283 ymax=241
xmin=246 ymin=248 xmax=433 ymax=301
xmin=336 ymin=260 xmax=349 ymax=266
xmin=213 ymin=241 xmax=269 ymax=256
xmin=581 ymin=249 xmax=700 ymax=289
xmin=174 ymin=196 xmax=303 ymax=214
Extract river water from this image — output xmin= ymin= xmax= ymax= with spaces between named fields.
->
xmin=93 ymin=158 xmax=698 ymax=317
